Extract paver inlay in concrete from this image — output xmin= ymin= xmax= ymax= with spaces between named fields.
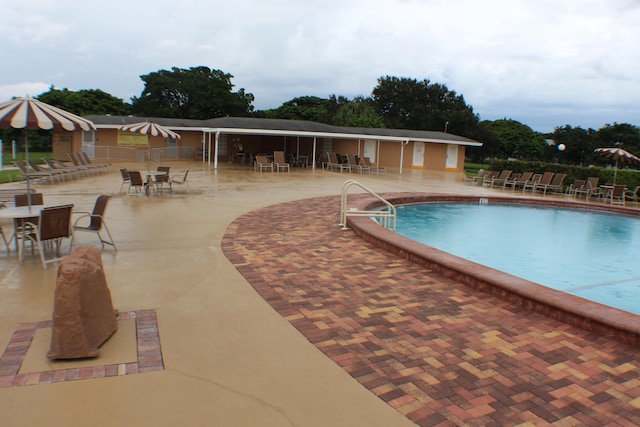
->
xmin=222 ymin=195 xmax=640 ymax=426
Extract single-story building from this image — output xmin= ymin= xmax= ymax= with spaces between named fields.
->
xmin=53 ymin=116 xmax=482 ymax=174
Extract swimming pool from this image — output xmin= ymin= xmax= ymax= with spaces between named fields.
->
xmin=395 ymin=203 xmax=640 ymax=315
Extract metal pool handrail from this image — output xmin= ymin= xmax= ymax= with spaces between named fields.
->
xmin=339 ymin=180 xmax=396 ymax=231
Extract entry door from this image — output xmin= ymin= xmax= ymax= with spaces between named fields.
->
xmin=446 ymin=144 xmax=458 ymax=169
xmin=412 ymin=142 xmax=424 ymax=167
xmin=363 ymin=140 xmax=377 ymax=163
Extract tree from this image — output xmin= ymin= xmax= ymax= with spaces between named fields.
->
xmin=483 ymin=119 xmax=547 ymax=161
xmin=551 ymin=125 xmax=594 ymax=165
xmin=333 ymin=96 xmax=385 ymax=128
xmin=36 ymin=86 xmax=132 ymax=116
xmin=262 ymin=96 xmax=333 ymax=123
xmin=371 ymin=76 xmax=479 ymax=135
xmin=131 ymin=66 xmax=254 ymax=119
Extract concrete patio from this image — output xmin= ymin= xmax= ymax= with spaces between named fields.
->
xmin=0 ymin=163 xmax=638 ymax=426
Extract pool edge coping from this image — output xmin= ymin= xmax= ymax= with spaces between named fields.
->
xmin=347 ymin=193 xmax=640 ymax=347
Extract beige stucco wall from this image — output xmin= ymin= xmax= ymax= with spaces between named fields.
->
xmin=66 ymin=128 xmax=468 ymax=172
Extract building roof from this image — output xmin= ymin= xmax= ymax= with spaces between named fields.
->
xmin=84 ymin=115 xmax=482 ymax=147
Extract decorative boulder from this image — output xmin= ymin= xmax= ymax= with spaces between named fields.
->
xmin=47 ymin=246 xmax=118 ymax=360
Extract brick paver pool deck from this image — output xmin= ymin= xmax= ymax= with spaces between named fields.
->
xmin=223 ymin=195 xmax=640 ymax=426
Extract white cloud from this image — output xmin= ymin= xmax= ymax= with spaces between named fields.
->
xmin=0 ymin=0 xmax=639 ymax=132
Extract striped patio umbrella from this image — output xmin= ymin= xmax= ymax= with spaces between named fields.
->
xmin=594 ymin=146 xmax=640 ymax=184
xmin=0 ymin=96 xmax=96 ymax=206
xmin=119 ymin=121 xmax=181 ymax=172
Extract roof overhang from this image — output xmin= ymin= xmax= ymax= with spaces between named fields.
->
xmin=88 ymin=116 xmax=483 ymax=147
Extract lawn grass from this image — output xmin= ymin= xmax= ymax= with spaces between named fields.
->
xmin=464 ymin=162 xmax=485 ymax=176
xmin=0 ymin=152 xmax=51 ymax=184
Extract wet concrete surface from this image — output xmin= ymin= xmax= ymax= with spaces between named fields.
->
xmin=0 ymin=162 xmax=496 ymax=427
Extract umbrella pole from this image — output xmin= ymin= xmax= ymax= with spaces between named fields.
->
xmin=614 ymin=159 xmax=618 ymax=185
xmin=23 ymin=131 xmax=31 ymax=212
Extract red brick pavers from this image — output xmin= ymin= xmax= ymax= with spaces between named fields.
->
xmin=0 ymin=310 xmax=163 ymax=387
xmin=222 ymin=196 xmax=640 ymax=426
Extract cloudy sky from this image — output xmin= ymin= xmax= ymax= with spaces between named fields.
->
xmin=1 ymin=0 xmax=639 ymax=133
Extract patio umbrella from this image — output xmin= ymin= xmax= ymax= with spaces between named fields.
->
xmin=594 ymin=146 xmax=640 ymax=184
xmin=118 ymin=121 xmax=181 ymax=172
xmin=0 ymin=96 xmax=96 ymax=209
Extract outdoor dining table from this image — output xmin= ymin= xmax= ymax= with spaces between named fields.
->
xmin=0 ymin=204 xmax=53 ymax=254
xmin=144 ymin=171 xmax=167 ymax=195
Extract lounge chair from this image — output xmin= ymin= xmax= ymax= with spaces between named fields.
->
xmin=68 ymin=153 xmax=101 ymax=175
xmin=503 ymin=172 xmax=532 ymax=191
xmin=346 ymin=154 xmax=363 ymax=173
xmin=14 ymin=161 xmax=57 ymax=184
xmin=169 ymin=170 xmax=190 ymax=193
xmin=484 ymin=170 xmax=512 ymax=188
xmin=72 ymin=195 xmax=116 ymax=251
xmin=536 ymin=173 xmax=565 ymax=195
xmin=575 ymin=177 xmax=603 ymax=200
xmin=567 ymin=179 xmax=586 ymax=197
xmin=360 ymin=157 xmax=386 ymax=175
xmin=525 ymin=172 xmax=554 ymax=193
xmin=326 ymin=152 xmax=350 ymax=173
xmin=78 ymin=152 xmax=110 ymax=173
xmin=273 ymin=151 xmax=290 ymax=173
xmin=41 ymin=158 xmax=75 ymax=181
xmin=500 ymin=172 xmax=521 ymax=190
xmin=254 ymin=155 xmax=273 ymax=173
xmin=20 ymin=204 xmax=74 ymax=269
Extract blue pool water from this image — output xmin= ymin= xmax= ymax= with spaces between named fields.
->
xmin=395 ymin=203 xmax=640 ymax=315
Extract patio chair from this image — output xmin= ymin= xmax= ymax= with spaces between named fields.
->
xmin=169 ymin=170 xmax=190 ymax=193
xmin=625 ymin=185 xmax=640 ymax=203
xmin=72 ymin=195 xmax=116 ymax=251
xmin=609 ymin=184 xmax=626 ymax=206
xmin=126 ymin=170 xmax=146 ymax=194
xmin=20 ymin=204 xmax=74 ymax=269
xmin=154 ymin=166 xmax=171 ymax=194
xmin=255 ymin=155 xmax=273 ymax=173
xmin=0 ymin=216 xmax=8 ymax=253
xmin=273 ymin=151 xmax=290 ymax=173
xmin=119 ymin=168 xmax=130 ymax=194
xmin=13 ymin=192 xmax=45 ymax=253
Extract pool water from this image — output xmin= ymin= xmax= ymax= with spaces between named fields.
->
xmin=395 ymin=203 xmax=640 ymax=315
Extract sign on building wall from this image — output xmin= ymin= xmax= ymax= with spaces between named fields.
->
xmin=118 ymin=131 xmax=149 ymax=146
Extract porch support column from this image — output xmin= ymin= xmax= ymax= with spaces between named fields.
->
xmin=399 ymin=140 xmax=409 ymax=175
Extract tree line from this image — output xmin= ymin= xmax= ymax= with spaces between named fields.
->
xmin=3 ymin=65 xmax=639 ymax=167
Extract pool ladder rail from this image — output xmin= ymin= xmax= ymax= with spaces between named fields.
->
xmin=339 ymin=180 xmax=396 ymax=231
